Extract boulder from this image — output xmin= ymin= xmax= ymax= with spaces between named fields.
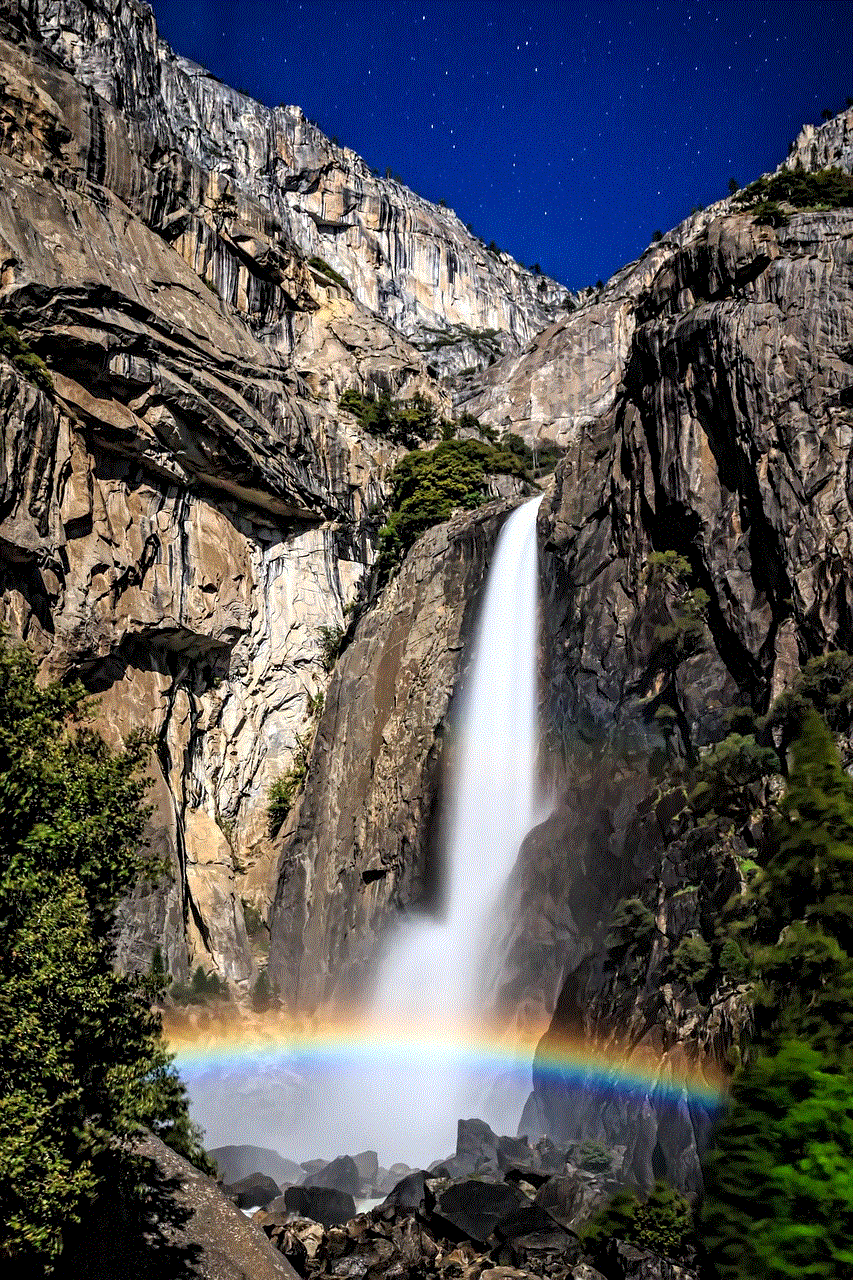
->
xmin=208 ymin=1145 xmax=304 ymax=1188
xmin=284 ymin=1184 xmax=356 ymax=1228
xmin=225 ymin=1172 xmax=281 ymax=1209
xmin=455 ymin=1117 xmax=500 ymax=1175
xmin=430 ymin=1179 xmax=530 ymax=1246
xmin=604 ymin=1239 xmax=699 ymax=1280
xmin=496 ymin=1134 xmax=534 ymax=1171
xmin=352 ymin=1150 xmax=379 ymax=1186
xmin=304 ymin=1154 xmax=361 ymax=1196
xmin=378 ymin=1169 xmax=431 ymax=1213
xmin=535 ymin=1172 xmax=616 ymax=1232
xmin=59 ymin=1132 xmax=300 ymax=1279
xmin=377 ymin=1161 xmax=416 ymax=1194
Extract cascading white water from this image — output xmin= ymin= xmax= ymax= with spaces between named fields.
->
xmin=183 ymin=495 xmax=545 ymax=1168
xmin=350 ymin=493 xmax=545 ymax=1164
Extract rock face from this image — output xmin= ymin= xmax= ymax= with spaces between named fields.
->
xmin=268 ymin=501 xmax=517 ymax=1010
xmin=496 ymin=115 xmax=853 ymax=1190
xmin=9 ymin=0 xmax=571 ymax=365
xmin=0 ymin=0 xmax=557 ymax=986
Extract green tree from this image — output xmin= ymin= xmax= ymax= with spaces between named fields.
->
xmin=0 ymin=638 xmax=211 ymax=1271
xmin=701 ymin=711 xmax=853 ymax=1278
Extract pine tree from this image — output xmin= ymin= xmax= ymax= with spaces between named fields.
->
xmin=701 ymin=711 xmax=853 ymax=1278
xmin=0 ymin=638 xmax=211 ymax=1271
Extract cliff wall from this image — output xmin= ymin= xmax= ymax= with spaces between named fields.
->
xmin=9 ymin=0 xmax=571 ymax=366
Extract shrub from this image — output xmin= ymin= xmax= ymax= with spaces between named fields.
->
xmin=318 ymin=624 xmax=344 ymax=671
xmin=690 ymin=733 xmax=779 ymax=820
xmin=251 ymin=969 xmax=272 ymax=1013
xmin=0 ymin=319 xmax=53 ymax=394
xmin=606 ymin=897 xmax=658 ymax=958
xmin=578 ymin=1138 xmax=612 ymax=1174
xmin=376 ymin=437 xmax=531 ymax=579
xmin=670 ymin=934 xmax=712 ymax=990
xmin=267 ymin=746 xmax=308 ymax=837
xmin=582 ymin=1180 xmax=693 ymax=1262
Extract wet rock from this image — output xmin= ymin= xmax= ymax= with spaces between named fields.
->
xmin=431 ymin=1179 xmax=530 ymax=1246
xmin=454 ymin=1118 xmax=501 ymax=1176
xmin=534 ymin=1172 xmax=617 ymax=1232
xmin=379 ymin=1169 xmax=431 ymax=1213
xmin=604 ymin=1239 xmax=699 ymax=1280
xmin=305 ymin=1155 xmax=361 ymax=1197
xmin=226 ymin=1172 xmax=281 ymax=1209
xmin=284 ymin=1184 xmax=357 ymax=1228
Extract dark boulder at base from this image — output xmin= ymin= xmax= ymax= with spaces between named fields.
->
xmin=284 ymin=1184 xmax=357 ymax=1227
xmin=431 ymin=1179 xmax=530 ymax=1246
xmin=454 ymin=1117 xmax=501 ymax=1175
xmin=225 ymin=1172 xmax=281 ymax=1209
xmin=496 ymin=1134 xmax=533 ymax=1170
xmin=208 ymin=1144 xmax=304 ymax=1188
xmin=304 ymin=1153 xmax=360 ymax=1196
xmin=378 ymin=1168 xmax=431 ymax=1213
xmin=493 ymin=1202 xmax=581 ymax=1271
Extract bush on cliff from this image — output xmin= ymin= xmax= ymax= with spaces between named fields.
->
xmin=0 ymin=637 xmax=211 ymax=1272
xmin=376 ymin=437 xmax=530 ymax=579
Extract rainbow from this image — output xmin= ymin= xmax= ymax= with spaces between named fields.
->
xmin=166 ymin=1012 xmax=727 ymax=1111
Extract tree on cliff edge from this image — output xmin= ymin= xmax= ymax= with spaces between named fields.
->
xmin=700 ymin=711 xmax=853 ymax=1278
xmin=0 ymin=638 xmax=210 ymax=1273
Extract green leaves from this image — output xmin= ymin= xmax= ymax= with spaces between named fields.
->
xmin=700 ymin=711 xmax=853 ymax=1277
xmin=0 ymin=637 xmax=209 ymax=1269
xmin=376 ymin=437 xmax=531 ymax=580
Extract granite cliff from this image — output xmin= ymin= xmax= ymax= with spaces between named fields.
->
xmin=269 ymin=109 xmax=853 ymax=1191
xmin=0 ymin=0 xmax=559 ymax=986
xmin=0 ymin=0 xmax=851 ymax=1201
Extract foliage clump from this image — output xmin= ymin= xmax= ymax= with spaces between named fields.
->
xmin=307 ymin=256 xmax=350 ymax=292
xmin=733 ymin=166 xmax=853 ymax=228
xmin=340 ymin=388 xmax=439 ymax=447
xmin=0 ymin=319 xmax=53 ymax=394
xmin=317 ymin=623 xmax=345 ymax=672
xmin=700 ymin=711 xmax=853 ymax=1278
xmin=670 ymin=933 xmax=712 ymax=990
xmin=375 ymin=437 xmax=531 ymax=579
xmin=0 ymin=637 xmax=210 ymax=1270
xmin=267 ymin=735 xmax=310 ymax=837
xmin=606 ymin=897 xmax=658 ymax=960
xmin=582 ymin=1180 xmax=693 ymax=1262
xmin=690 ymin=733 xmax=779 ymax=822
xmin=577 ymin=1138 xmax=613 ymax=1174
xmin=644 ymin=550 xmax=709 ymax=671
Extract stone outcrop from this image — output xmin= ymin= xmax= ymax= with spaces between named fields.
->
xmin=498 ymin=115 xmax=853 ymax=1190
xmin=7 ymin=0 xmax=571 ymax=368
xmin=59 ymin=1132 xmax=301 ymax=1280
xmin=0 ymin=0 xmax=561 ymax=987
xmin=268 ymin=501 xmax=518 ymax=1010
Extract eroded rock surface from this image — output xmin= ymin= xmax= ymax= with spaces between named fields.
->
xmin=268 ymin=501 xmax=518 ymax=1010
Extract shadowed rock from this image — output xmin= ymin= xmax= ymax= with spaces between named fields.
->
xmin=284 ymin=1184 xmax=357 ymax=1227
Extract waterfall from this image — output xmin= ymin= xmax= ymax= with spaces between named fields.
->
xmin=354 ymin=493 xmax=545 ymax=1165
xmin=181 ymin=496 xmax=546 ymax=1168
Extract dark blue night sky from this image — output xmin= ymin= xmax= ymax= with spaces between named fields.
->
xmin=149 ymin=0 xmax=851 ymax=290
